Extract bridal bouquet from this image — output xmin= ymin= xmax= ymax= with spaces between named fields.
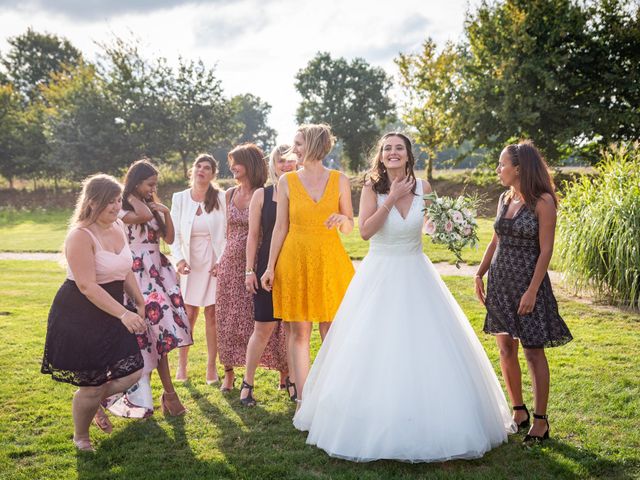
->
xmin=422 ymin=192 xmax=480 ymax=268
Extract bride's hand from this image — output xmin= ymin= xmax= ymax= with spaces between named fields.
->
xmin=388 ymin=176 xmax=415 ymax=203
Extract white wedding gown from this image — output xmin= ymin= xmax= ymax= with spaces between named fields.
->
xmin=293 ymin=181 xmax=515 ymax=462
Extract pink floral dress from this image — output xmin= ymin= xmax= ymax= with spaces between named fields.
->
xmin=215 ymin=189 xmax=287 ymax=370
xmin=105 ymin=215 xmax=193 ymax=418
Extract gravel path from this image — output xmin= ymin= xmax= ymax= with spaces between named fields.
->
xmin=1 ymin=252 xmax=561 ymax=280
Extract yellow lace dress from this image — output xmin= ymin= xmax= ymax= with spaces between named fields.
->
xmin=274 ymin=170 xmax=355 ymax=322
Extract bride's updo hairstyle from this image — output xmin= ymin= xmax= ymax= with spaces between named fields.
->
xmin=366 ymin=132 xmax=417 ymax=195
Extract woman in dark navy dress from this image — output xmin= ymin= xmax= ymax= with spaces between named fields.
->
xmin=474 ymin=141 xmax=572 ymax=444
xmin=240 ymin=145 xmax=296 ymax=406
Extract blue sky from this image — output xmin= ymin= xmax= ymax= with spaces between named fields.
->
xmin=0 ymin=0 xmax=469 ymax=144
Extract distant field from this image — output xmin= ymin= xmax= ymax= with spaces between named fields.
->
xmin=0 ymin=207 xmax=493 ymax=265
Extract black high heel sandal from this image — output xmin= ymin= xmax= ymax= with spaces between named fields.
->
xmin=220 ymin=367 xmax=235 ymax=393
xmin=523 ymin=413 xmax=550 ymax=444
xmin=285 ymin=376 xmax=297 ymax=402
xmin=239 ymin=379 xmax=257 ymax=407
xmin=513 ymin=404 xmax=530 ymax=430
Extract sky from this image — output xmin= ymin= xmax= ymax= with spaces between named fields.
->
xmin=0 ymin=0 xmax=470 ymax=145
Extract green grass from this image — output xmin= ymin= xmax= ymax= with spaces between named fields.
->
xmin=1 ymin=260 xmax=638 ymax=479
xmin=0 ymin=208 xmax=71 ymax=252
xmin=1 ymin=208 xmax=493 ymax=265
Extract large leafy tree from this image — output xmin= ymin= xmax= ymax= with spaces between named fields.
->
xmin=1 ymin=28 xmax=82 ymax=101
xmin=231 ymin=93 xmax=277 ymax=153
xmin=397 ymin=0 xmax=639 ymax=165
xmin=295 ymin=52 xmax=394 ymax=171
xmin=168 ymin=58 xmax=241 ymax=178
xmin=41 ymin=62 xmax=132 ymax=178
xmin=397 ymin=40 xmax=463 ymax=179
xmin=98 ymin=37 xmax=175 ymax=161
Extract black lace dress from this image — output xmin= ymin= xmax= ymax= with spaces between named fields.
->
xmin=483 ymin=194 xmax=573 ymax=349
xmin=41 ymin=227 xmax=143 ymax=386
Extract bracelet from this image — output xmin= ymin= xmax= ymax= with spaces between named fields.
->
xmin=245 ymin=268 xmax=255 ymax=276
xmin=119 ymin=310 xmax=128 ymax=320
xmin=475 ymin=274 xmax=483 ymax=279
xmin=381 ymin=204 xmax=391 ymax=213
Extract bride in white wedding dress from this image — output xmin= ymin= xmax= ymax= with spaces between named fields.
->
xmin=293 ymin=133 xmax=515 ymax=462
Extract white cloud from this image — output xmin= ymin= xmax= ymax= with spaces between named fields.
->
xmin=0 ymin=0 xmax=468 ymax=146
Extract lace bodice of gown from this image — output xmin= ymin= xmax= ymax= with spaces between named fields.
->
xmin=371 ymin=180 xmax=424 ymax=256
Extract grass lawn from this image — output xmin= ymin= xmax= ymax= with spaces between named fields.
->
xmin=0 ymin=260 xmax=638 ymax=479
xmin=1 ymin=208 xmax=492 ymax=265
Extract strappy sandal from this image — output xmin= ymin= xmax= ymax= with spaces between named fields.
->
xmin=513 ymin=404 xmax=530 ymax=431
xmin=93 ymin=406 xmax=113 ymax=434
xmin=160 ymin=391 xmax=187 ymax=416
xmin=285 ymin=376 xmax=297 ymax=402
xmin=523 ymin=413 xmax=550 ymax=444
xmin=239 ymin=379 xmax=257 ymax=407
xmin=220 ymin=367 xmax=235 ymax=393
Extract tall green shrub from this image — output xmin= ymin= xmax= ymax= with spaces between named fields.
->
xmin=557 ymin=143 xmax=640 ymax=308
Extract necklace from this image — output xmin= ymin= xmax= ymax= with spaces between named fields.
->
xmin=512 ymin=194 xmax=523 ymax=204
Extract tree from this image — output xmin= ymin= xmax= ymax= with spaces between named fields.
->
xmin=1 ymin=28 xmax=82 ymax=101
xmin=41 ymin=62 xmax=132 ymax=179
xmin=167 ymin=58 xmax=241 ymax=178
xmin=98 ymin=37 xmax=176 ymax=162
xmin=231 ymin=93 xmax=277 ymax=153
xmin=0 ymin=84 xmax=47 ymax=186
xmin=458 ymin=0 xmax=639 ymax=163
xmin=397 ymin=40 xmax=463 ymax=179
xmin=295 ymin=52 xmax=394 ymax=171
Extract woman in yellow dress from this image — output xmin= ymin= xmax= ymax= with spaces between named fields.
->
xmin=261 ymin=123 xmax=354 ymax=405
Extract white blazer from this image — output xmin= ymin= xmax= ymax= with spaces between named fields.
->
xmin=170 ymin=188 xmax=226 ymax=265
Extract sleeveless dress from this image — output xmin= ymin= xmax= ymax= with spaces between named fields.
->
xmin=216 ymin=188 xmax=286 ymax=370
xmin=41 ymin=224 xmax=143 ymax=387
xmin=273 ymin=170 xmax=354 ymax=322
xmin=183 ymin=204 xmax=217 ymax=306
xmin=483 ymin=193 xmax=572 ymax=348
xmin=105 ymin=215 xmax=193 ymax=418
xmin=293 ymin=181 xmax=515 ymax=462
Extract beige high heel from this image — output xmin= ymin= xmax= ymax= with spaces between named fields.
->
xmin=160 ymin=391 xmax=187 ymax=416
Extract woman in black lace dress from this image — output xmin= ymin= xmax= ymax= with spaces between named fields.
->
xmin=474 ymin=141 xmax=572 ymax=444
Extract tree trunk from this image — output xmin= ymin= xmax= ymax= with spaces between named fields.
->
xmin=426 ymin=156 xmax=433 ymax=181
xmin=181 ymin=152 xmax=189 ymax=179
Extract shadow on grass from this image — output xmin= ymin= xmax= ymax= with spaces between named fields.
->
xmin=70 ymin=400 xmax=639 ymax=480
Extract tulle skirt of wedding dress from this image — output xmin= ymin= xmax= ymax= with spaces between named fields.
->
xmin=293 ymin=251 xmax=516 ymax=462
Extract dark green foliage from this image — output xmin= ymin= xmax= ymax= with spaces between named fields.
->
xmin=295 ymin=52 xmax=394 ymax=171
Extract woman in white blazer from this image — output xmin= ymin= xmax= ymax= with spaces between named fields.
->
xmin=170 ymin=154 xmax=226 ymax=384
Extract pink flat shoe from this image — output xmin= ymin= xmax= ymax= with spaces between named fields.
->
xmin=93 ymin=406 xmax=113 ymax=434
xmin=73 ymin=437 xmax=95 ymax=452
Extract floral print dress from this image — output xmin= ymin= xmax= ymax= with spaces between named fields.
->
xmin=105 ymin=215 xmax=193 ymax=418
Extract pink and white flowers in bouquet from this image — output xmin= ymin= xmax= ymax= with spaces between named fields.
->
xmin=423 ymin=192 xmax=480 ymax=268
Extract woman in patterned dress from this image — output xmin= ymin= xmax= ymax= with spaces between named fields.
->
xmin=240 ymin=145 xmax=296 ymax=406
xmin=105 ymin=159 xmax=193 ymax=418
xmin=474 ymin=141 xmax=573 ymax=443
xmin=41 ymin=174 xmax=146 ymax=451
xmin=215 ymin=143 xmax=272 ymax=392
xmin=261 ymin=124 xmax=355 ymax=406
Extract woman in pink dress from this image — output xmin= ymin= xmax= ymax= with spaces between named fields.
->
xmin=170 ymin=154 xmax=227 ymax=384
xmin=105 ymin=159 xmax=192 ymax=418
xmin=216 ymin=143 xmax=287 ymax=393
